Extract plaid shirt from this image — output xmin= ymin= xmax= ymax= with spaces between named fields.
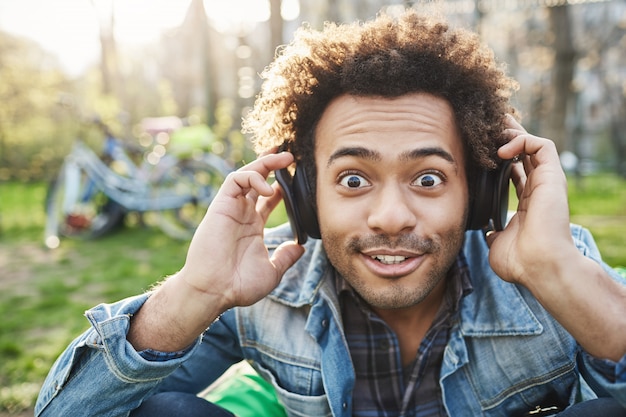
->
xmin=339 ymin=256 xmax=472 ymax=417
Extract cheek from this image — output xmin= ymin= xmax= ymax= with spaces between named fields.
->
xmin=435 ymin=182 xmax=469 ymax=227
xmin=317 ymin=196 xmax=364 ymax=239
xmin=315 ymin=175 xmax=361 ymax=238
xmin=426 ymin=196 xmax=468 ymax=229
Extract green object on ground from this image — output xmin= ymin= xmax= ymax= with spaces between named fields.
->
xmin=204 ymin=362 xmax=287 ymax=417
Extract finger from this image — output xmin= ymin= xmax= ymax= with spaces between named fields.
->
xmin=522 ymin=152 xmax=534 ymax=172
xmin=256 ymin=182 xmax=284 ymax=223
xmin=258 ymin=146 xmax=279 ymax=158
xmin=239 ymin=152 xmax=294 ymax=179
xmin=246 ymin=188 xmax=260 ymax=203
xmin=510 ymin=161 xmax=526 ymax=201
xmin=220 ymin=152 xmax=295 ymax=198
xmin=498 ymin=131 xmax=560 ymax=167
xmin=504 ymin=113 xmax=525 ymax=131
xmin=484 ymin=229 xmax=499 ymax=248
xmin=221 ymin=170 xmax=273 ymax=199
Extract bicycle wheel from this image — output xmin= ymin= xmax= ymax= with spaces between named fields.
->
xmin=154 ymin=156 xmax=230 ymax=240
xmin=44 ymin=161 xmax=125 ymax=248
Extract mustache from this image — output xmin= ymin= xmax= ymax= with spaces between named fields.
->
xmin=347 ymin=234 xmax=438 ymax=254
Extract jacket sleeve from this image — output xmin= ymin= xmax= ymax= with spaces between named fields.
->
xmin=152 ymin=308 xmax=245 ymax=395
xmin=579 ymin=353 xmax=626 ymax=407
xmin=35 ymin=294 xmax=203 ymax=417
xmin=570 ymin=225 xmax=626 ymax=407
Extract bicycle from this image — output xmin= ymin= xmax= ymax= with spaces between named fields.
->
xmin=44 ymin=118 xmax=233 ymax=248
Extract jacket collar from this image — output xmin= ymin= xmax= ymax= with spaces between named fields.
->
xmin=459 ymin=230 xmax=544 ymax=337
xmin=265 ymin=224 xmax=329 ymax=307
xmin=458 ymin=276 xmax=544 ymax=336
xmin=265 ymin=225 xmax=544 ymax=337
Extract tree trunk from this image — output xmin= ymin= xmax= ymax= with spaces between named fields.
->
xmin=547 ymin=5 xmax=577 ymax=153
xmin=269 ymin=0 xmax=283 ymax=57
xmin=609 ymin=106 xmax=626 ymax=178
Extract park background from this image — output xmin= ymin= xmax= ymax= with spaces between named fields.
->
xmin=0 ymin=0 xmax=625 ymax=414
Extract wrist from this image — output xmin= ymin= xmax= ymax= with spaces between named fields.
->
xmin=521 ymin=251 xmax=626 ymax=360
xmin=514 ymin=238 xmax=579 ymax=289
xmin=128 ymin=272 xmax=225 ymax=352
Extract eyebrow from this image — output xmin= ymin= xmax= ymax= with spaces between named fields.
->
xmin=401 ymin=147 xmax=456 ymax=164
xmin=326 ymin=147 xmax=381 ymax=167
xmin=326 ymin=146 xmax=458 ymax=171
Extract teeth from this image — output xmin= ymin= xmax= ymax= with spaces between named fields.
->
xmin=371 ymin=255 xmax=407 ymax=264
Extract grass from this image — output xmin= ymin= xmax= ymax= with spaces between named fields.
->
xmin=0 ymin=183 xmax=191 ymax=412
xmin=0 ymin=173 xmax=625 ymax=413
xmin=0 ymin=181 xmax=287 ymax=413
xmin=566 ymin=173 xmax=626 ymax=269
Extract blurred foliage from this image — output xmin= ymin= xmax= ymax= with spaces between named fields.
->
xmin=0 ymin=32 xmax=69 ymax=182
xmin=1 ymin=0 xmax=625 ymax=182
xmin=0 ymin=30 xmax=253 ymax=184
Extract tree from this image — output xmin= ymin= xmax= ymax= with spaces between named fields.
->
xmin=546 ymin=4 xmax=577 ymax=153
xmin=0 ymin=31 xmax=74 ymax=181
xmin=580 ymin=3 xmax=626 ymax=177
xmin=91 ymin=0 xmax=120 ymax=97
xmin=269 ymin=0 xmax=284 ymax=56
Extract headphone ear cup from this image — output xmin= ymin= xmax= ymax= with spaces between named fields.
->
xmin=292 ymin=167 xmax=321 ymax=239
xmin=466 ymin=160 xmax=512 ymax=231
xmin=490 ymin=160 xmax=513 ymax=231
xmin=467 ymin=170 xmax=491 ymax=230
xmin=275 ymin=167 xmax=307 ymax=244
xmin=275 ymin=165 xmax=321 ymax=244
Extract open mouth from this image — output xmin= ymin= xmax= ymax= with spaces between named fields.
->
xmin=370 ymin=255 xmax=408 ymax=265
xmin=362 ymin=252 xmax=425 ymax=278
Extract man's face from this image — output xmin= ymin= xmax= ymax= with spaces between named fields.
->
xmin=315 ymin=93 xmax=468 ymax=312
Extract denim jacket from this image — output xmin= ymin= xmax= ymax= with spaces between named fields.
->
xmin=36 ymin=224 xmax=626 ymax=417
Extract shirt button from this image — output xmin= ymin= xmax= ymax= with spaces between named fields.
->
xmin=342 ymin=402 xmax=348 ymax=409
xmin=321 ymin=319 xmax=328 ymax=328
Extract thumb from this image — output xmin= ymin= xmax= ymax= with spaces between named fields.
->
xmin=271 ymin=241 xmax=306 ymax=277
xmin=484 ymin=229 xmax=499 ymax=248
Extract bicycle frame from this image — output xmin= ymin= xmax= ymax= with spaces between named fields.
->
xmin=63 ymin=141 xmax=197 ymax=212
xmin=45 ymin=126 xmax=232 ymax=247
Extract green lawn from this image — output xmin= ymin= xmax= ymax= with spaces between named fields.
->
xmin=0 ymin=181 xmax=288 ymax=413
xmin=0 ymin=183 xmax=190 ymax=412
xmin=0 ymin=174 xmax=624 ymax=413
xmin=562 ymin=173 xmax=626 ymax=268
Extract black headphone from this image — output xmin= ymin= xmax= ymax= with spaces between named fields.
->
xmin=275 ymin=149 xmax=513 ymax=244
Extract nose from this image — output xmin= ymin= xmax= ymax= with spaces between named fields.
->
xmin=366 ymin=184 xmax=417 ymax=235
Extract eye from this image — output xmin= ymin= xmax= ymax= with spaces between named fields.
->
xmin=338 ymin=173 xmax=370 ymax=189
xmin=414 ymin=172 xmax=444 ymax=188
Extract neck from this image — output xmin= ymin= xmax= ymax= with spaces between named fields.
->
xmin=372 ymin=277 xmax=447 ymax=366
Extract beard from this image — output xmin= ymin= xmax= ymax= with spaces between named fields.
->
xmin=323 ymin=228 xmax=465 ymax=310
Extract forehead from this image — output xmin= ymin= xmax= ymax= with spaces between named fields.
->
xmin=314 ymin=93 xmax=464 ymax=164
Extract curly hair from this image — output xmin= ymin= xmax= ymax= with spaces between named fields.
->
xmin=243 ymin=9 xmax=519 ymax=188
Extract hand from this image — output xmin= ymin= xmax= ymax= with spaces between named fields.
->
xmin=181 ymin=151 xmax=305 ymax=310
xmin=485 ymin=116 xmax=626 ymax=360
xmin=128 ymin=152 xmax=305 ymax=352
xmin=485 ymin=115 xmax=574 ymax=285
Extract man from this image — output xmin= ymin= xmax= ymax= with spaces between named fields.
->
xmin=36 ymin=9 xmax=626 ymax=417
